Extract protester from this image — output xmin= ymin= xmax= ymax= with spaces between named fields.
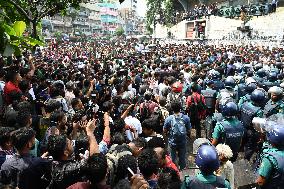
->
xmin=0 ymin=35 xmax=283 ymax=189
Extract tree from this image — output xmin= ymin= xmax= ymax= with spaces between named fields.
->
xmin=115 ymin=27 xmax=125 ymax=36
xmin=145 ymin=0 xmax=174 ymax=32
xmin=0 ymin=21 xmax=44 ymax=56
xmin=0 ymin=0 xmax=89 ymax=39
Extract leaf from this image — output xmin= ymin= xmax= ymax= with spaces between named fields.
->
xmin=13 ymin=21 xmax=26 ymax=37
xmin=3 ymin=44 xmax=15 ymax=57
xmin=25 ymin=37 xmax=45 ymax=46
xmin=3 ymin=24 xmax=16 ymax=36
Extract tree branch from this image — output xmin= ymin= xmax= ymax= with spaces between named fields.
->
xmin=6 ymin=0 xmax=32 ymax=21
xmin=38 ymin=6 xmax=58 ymax=20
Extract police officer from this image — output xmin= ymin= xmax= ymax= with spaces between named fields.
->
xmin=210 ymin=71 xmax=224 ymax=92
xmin=256 ymin=124 xmax=284 ymax=189
xmin=263 ymin=86 xmax=284 ymax=118
xmin=181 ymin=145 xmax=231 ymax=189
xmin=212 ymin=102 xmax=244 ymax=162
xmin=240 ymin=89 xmax=265 ymax=160
xmin=201 ymin=80 xmax=217 ymax=117
xmin=253 ymin=69 xmax=266 ymax=84
xmin=215 ymin=77 xmax=237 ymax=112
xmin=238 ymin=82 xmax=257 ymax=107
xmin=262 ymin=72 xmax=280 ymax=91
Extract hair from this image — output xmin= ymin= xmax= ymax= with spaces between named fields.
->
xmin=115 ymin=154 xmax=137 ymax=183
xmin=113 ymin=179 xmax=131 ymax=189
xmin=138 ymin=148 xmax=159 ymax=179
xmin=12 ymin=127 xmax=35 ymax=151
xmin=132 ymin=137 xmax=147 ymax=149
xmin=159 ymin=97 xmax=167 ymax=107
xmin=0 ymin=127 xmax=14 ymax=147
xmin=216 ymin=144 xmax=233 ymax=159
xmin=113 ymin=118 xmax=126 ymax=133
xmin=111 ymin=132 xmax=126 ymax=145
xmin=47 ymin=135 xmax=67 ymax=160
xmin=45 ymin=100 xmax=61 ymax=113
xmin=50 ymin=111 xmax=66 ymax=127
xmin=71 ymin=98 xmax=81 ymax=109
xmin=171 ymin=100 xmax=182 ymax=113
xmin=142 ymin=118 xmax=155 ymax=131
xmin=147 ymin=136 xmax=166 ymax=148
xmin=158 ymin=167 xmax=181 ymax=189
xmin=86 ymin=153 xmax=108 ymax=185
xmin=191 ymin=83 xmax=199 ymax=92
xmin=16 ymin=110 xmax=32 ymax=128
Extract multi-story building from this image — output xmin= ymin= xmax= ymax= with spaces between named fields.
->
xmin=72 ymin=6 xmax=91 ymax=35
xmin=42 ymin=14 xmax=73 ymax=34
xmin=81 ymin=3 xmax=102 ymax=35
xmin=97 ymin=0 xmax=119 ymax=35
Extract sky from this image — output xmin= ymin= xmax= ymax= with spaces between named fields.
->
xmin=118 ymin=0 xmax=147 ymax=17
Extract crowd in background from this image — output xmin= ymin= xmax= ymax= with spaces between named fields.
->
xmin=0 ymin=40 xmax=284 ymax=189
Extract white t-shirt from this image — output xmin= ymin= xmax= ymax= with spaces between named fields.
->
xmin=125 ymin=116 xmax=142 ymax=141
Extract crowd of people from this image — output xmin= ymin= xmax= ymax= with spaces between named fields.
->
xmin=181 ymin=1 xmax=279 ymax=21
xmin=0 ymin=39 xmax=284 ymax=189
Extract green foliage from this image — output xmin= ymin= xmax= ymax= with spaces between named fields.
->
xmin=0 ymin=0 xmax=89 ymax=38
xmin=146 ymin=0 xmax=175 ymax=32
xmin=115 ymin=27 xmax=125 ymax=36
xmin=0 ymin=21 xmax=45 ymax=56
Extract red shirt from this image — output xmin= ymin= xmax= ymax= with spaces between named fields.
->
xmin=186 ymin=92 xmax=206 ymax=119
xmin=3 ymin=81 xmax=21 ymax=104
xmin=164 ymin=155 xmax=180 ymax=178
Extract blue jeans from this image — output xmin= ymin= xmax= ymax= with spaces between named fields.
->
xmin=169 ymin=144 xmax=186 ymax=170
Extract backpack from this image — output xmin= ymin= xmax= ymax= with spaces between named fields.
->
xmin=140 ymin=102 xmax=151 ymax=121
xmin=106 ymin=144 xmax=132 ymax=185
xmin=188 ymin=95 xmax=206 ymax=120
xmin=170 ymin=115 xmax=187 ymax=143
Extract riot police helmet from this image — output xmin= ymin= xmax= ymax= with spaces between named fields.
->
xmin=222 ymin=102 xmax=238 ymax=117
xmin=257 ymin=69 xmax=267 ymax=78
xmin=245 ymin=83 xmax=257 ymax=93
xmin=251 ymin=89 xmax=265 ymax=104
xmin=195 ymin=145 xmax=220 ymax=175
xmin=224 ymin=77 xmax=236 ymax=89
xmin=267 ymin=72 xmax=277 ymax=82
xmin=267 ymin=124 xmax=284 ymax=147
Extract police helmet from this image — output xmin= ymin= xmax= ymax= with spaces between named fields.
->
xmin=245 ymin=83 xmax=257 ymax=93
xmin=268 ymin=86 xmax=283 ymax=96
xmin=224 ymin=77 xmax=236 ymax=89
xmin=267 ymin=124 xmax=284 ymax=147
xmin=195 ymin=145 xmax=220 ymax=174
xmin=222 ymin=102 xmax=238 ymax=117
xmin=172 ymin=82 xmax=183 ymax=93
xmin=251 ymin=89 xmax=265 ymax=104
xmin=268 ymin=72 xmax=277 ymax=82
xmin=256 ymin=69 xmax=266 ymax=78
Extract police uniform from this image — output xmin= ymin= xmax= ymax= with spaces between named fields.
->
xmin=258 ymin=146 xmax=284 ymax=189
xmin=201 ymin=87 xmax=217 ymax=116
xmin=181 ymin=172 xmax=231 ymax=189
xmin=240 ymin=101 xmax=264 ymax=160
xmin=213 ymin=79 xmax=224 ymax=92
xmin=263 ymin=99 xmax=284 ymax=118
xmin=238 ymin=94 xmax=251 ymax=107
xmin=212 ymin=118 xmax=244 ymax=161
